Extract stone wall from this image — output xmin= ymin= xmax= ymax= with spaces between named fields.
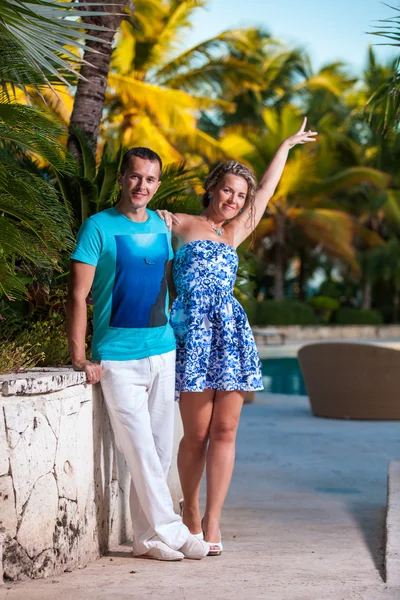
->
xmin=0 ymin=368 xmax=182 ymax=583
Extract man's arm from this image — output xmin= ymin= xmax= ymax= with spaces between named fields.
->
xmin=66 ymin=260 xmax=103 ymax=384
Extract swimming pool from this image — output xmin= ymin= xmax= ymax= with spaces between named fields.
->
xmin=261 ymin=357 xmax=307 ymax=395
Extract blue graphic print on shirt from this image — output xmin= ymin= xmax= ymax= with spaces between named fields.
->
xmin=111 ymin=233 xmax=169 ymax=328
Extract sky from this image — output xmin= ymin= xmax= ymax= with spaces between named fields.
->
xmin=186 ymin=0 xmax=398 ymax=74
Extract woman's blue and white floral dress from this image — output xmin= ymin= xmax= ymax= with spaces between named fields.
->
xmin=170 ymin=240 xmax=263 ymax=396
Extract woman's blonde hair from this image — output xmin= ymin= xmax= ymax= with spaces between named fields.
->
xmin=201 ymin=161 xmax=257 ymax=211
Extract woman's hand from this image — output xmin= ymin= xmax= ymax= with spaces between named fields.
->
xmin=283 ymin=117 xmax=318 ymax=149
xmin=156 ymin=209 xmax=181 ymax=231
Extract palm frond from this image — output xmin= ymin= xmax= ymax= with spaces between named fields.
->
xmin=116 ymin=112 xmax=184 ymax=164
xmin=289 ymin=208 xmax=360 ymax=275
xmin=255 ymin=217 xmax=275 ymax=239
xmin=148 ymin=161 xmax=203 ymax=213
xmin=108 ymin=73 xmax=234 ymax=117
xmin=365 ymin=5 xmax=400 ymax=131
xmin=96 ymin=142 xmax=123 ymax=209
xmin=0 ymin=101 xmax=75 ymax=173
xmin=0 ymin=159 xmax=73 ymax=298
xmin=69 ymin=127 xmax=96 ymax=180
xmin=168 ymin=129 xmax=227 ymax=164
xmin=158 ymin=57 xmax=262 ymax=97
xmin=312 ymin=166 xmax=391 ymax=196
xmin=0 ymin=0 xmax=118 ymax=90
xmin=383 ymin=188 xmax=400 ymax=233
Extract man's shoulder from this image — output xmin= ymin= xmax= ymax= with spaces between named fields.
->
xmin=87 ymin=208 xmax=116 ymax=226
xmin=148 ymin=210 xmax=171 ymax=233
xmin=148 ymin=209 xmax=164 ymax=224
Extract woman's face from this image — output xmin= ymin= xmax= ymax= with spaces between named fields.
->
xmin=210 ymin=174 xmax=248 ymax=220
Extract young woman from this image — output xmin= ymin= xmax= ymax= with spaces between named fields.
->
xmin=160 ymin=118 xmax=317 ymax=555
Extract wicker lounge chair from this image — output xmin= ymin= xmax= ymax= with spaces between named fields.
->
xmin=297 ymin=342 xmax=400 ymax=420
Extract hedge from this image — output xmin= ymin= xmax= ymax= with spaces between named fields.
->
xmin=255 ymin=300 xmax=317 ymax=326
xmin=332 ymin=307 xmax=383 ymax=325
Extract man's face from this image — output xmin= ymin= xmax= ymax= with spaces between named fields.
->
xmin=118 ymin=156 xmax=161 ymax=210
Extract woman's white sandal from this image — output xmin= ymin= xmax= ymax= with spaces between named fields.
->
xmin=207 ymin=533 xmax=223 ymax=556
xmin=201 ymin=519 xmax=223 ymax=556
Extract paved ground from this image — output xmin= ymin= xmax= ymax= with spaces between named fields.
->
xmin=2 ymin=393 xmax=400 ymax=600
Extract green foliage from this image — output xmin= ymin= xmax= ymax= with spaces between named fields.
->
xmin=0 ymin=101 xmax=76 ymax=300
xmin=318 ymin=278 xmax=358 ymax=305
xmin=255 ymin=300 xmax=317 ymax=326
xmin=333 ymin=307 xmax=383 ymax=325
xmin=0 ymin=0 xmax=114 ymax=92
xmin=0 ymin=340 xmax=45 ymax=373
xmin=0 ymin=319 xmax=70 ymax=371
xmin=308 ymin=295 xmax=340 ymax=323
xmin=59 ymin=132 xmax=209 ymax=228
xmin=148 ymin=161 xmax=205 ymax=214
xmin=0 ymin=286 xmax=91 ymax=372
xmin=0 ymin=160 xmax=73 ymax=299
xmin=366 ymin=8 xmax=400 ymax=132
xmin=57 ymin=130 xmax=123 ymax=227
xmin=0 ymin=103 xmax=75 ymax=172
xmin=239 ymin=297 xmax=257 ymax=326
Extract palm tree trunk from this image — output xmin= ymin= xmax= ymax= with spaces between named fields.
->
xmin=297 ymin=249 xmax=306 ymax=300
xmin=361 ymin=280 xmax=372 ymax=310
xmin=393 ymin=289 xmax=399 ymax=323
xmin=67 ymin=0 xmax=128 ymax=162
xmin=274 ymin=212 xmax=286 ymax=301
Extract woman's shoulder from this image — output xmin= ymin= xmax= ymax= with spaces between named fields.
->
xmin=174 ymin=212 xmax=196 ymax=221
xmin=172 ymin=212 xmax=198 ymax=232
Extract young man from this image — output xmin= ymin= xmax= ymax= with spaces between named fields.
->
xmin=67 ymin=147 xmax=209 ymax=561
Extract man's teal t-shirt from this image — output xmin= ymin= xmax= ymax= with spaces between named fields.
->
xmin=71 ymin=208 xmax=176 ymax=361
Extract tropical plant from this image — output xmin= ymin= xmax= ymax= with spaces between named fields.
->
xmin=365 ymin=5 xmax=400 ymax=132
xmin=67 ymin=0 xmax=129 ymax=162
xmin=57 ymin=128 xmax=123 ymax=228
xmin=56 ymin=127 xmax=206 ymax=227
xmin=0 ymin=0 xmax=114 ymax=92
xmin=103 ymin=1 xmax=270 ymax=164
xmin=0 ymin=0 xmax=115 ymax=300
xmin=0 ymin=103 xmax=74 ymax=299
xmin=221 ymin=105 xmax=388 ymax=300
xmin=361 ymin=237 xmax=400 ymax=322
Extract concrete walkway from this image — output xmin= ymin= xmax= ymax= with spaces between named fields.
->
xmin=2 ymin=393 xmax=400 ymax=600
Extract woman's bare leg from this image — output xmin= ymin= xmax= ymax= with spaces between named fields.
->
xmin=202 ymin=390 xmax=244 ymax=542
xmin=178 ymin=390 xmax=215 ymax=534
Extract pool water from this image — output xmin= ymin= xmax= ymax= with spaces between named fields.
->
xmin=261 ymin=357 xmax=307 ymax=395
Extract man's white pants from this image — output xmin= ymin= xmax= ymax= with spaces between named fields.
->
xmin=100 ymin=350 xmax=190 ymax=555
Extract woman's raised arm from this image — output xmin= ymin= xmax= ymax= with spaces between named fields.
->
xmin=233 ymin=117 xmax=317 ymax=247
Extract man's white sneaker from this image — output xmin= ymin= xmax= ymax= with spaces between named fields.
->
xmin=179 ymin=534 xmax=210 ymax=559
xmin=139 ymin=541 xmax=184 ymax=561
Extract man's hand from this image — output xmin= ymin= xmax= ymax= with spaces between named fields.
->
xmin=73 ymin=359 xmax=103 ymax=385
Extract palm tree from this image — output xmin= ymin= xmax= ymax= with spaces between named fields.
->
xmin=342 ymin=49 xmax=400 ymax=308
xmin=67 ymin=0 xmax=129 ymax=162
xmin=362 ymin=238 xmax=400 ymax=322
xmin=221 ymin=105 xmax=388 ymax=300
xmin=103 ymin=0 xmax=266 ymax=164
xmin=365 ymin=6 xmax=400 ymax=131
xmin=0 ymin=104 xmax=73 ymax=299
xmin=0 ymin=0 xmax=116 ymax=299
xmin=0 ymin=0 xmax=113 ymax=91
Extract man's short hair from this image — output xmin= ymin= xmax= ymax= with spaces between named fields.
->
xmin=120 ymin=147 xmax=163 ymax=178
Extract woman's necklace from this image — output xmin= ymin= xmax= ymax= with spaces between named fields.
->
xmin=202 ymin=215 xmax=224 ymax=236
